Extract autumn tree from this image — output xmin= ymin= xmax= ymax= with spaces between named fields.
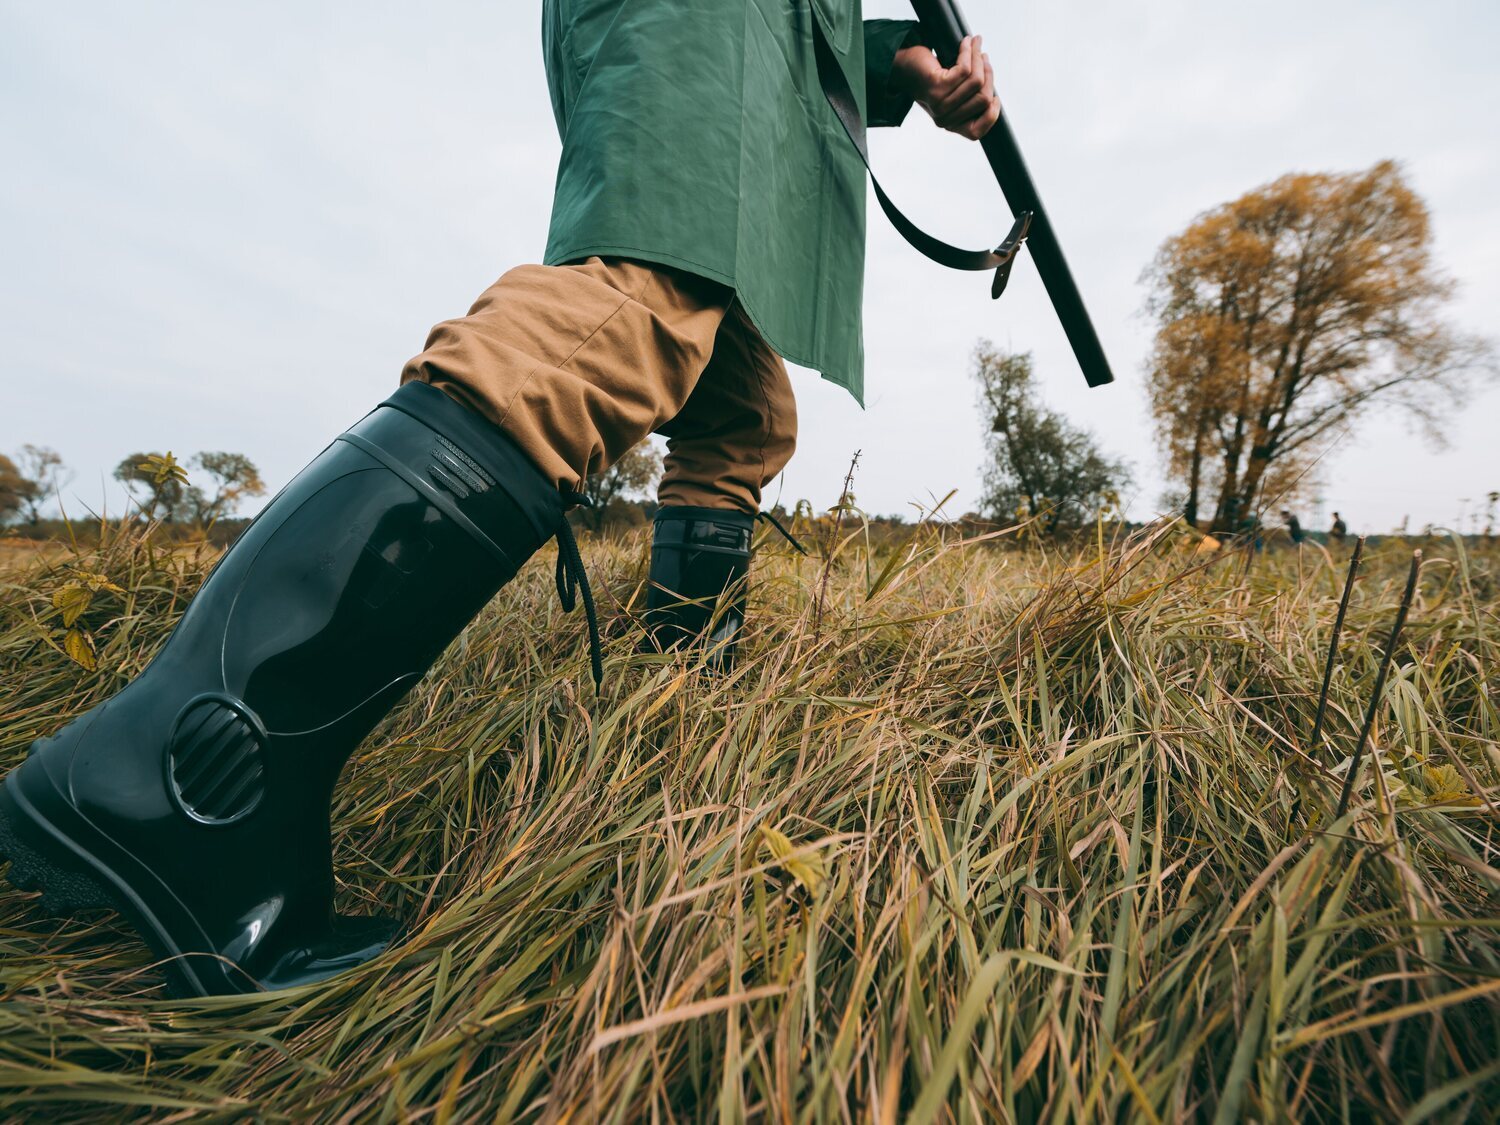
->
xmin=9 ymin=445 xmax=72 ymax=525
xmin=1145 ymin=160 xmax=1494 ymax=533
xmin=973 ymin=343 xmax=1130 ymax=534
xmin=578 ymin=443 xmax=662 ymax=531
xmin=0 ymin=454 xmax=25 ymax=526
xmin=187 ymin=451 xmax=266 ymax=524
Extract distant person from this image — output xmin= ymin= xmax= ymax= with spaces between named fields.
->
xmin=1281 ymin=509 xmax=1304 ymax=546
xmin=1330 ymin=511 xmax=1348 ymax=543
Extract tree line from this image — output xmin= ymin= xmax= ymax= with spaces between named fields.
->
xmin=0 ymin=447 xmax=266 ymax=534
xmin=3 ymin=162 xmax=1493 ymax=541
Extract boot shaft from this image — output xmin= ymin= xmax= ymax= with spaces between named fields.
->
xmin=645 ymin=506 xmax=755 ymax=665
xmin=3 ymin=383 xmax=565 ymax=995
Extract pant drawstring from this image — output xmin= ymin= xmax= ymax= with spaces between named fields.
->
xmin=556 ymin=494 xmax=604 ymax=692
xmin=549 ymin=501 xmax=802 ymax=694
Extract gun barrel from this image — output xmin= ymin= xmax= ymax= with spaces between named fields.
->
xmin=909 ymin=0 xmax=1115 ymax=388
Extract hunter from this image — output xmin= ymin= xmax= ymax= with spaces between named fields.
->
xmin=0 ymin=0 xmax=999 ymax=994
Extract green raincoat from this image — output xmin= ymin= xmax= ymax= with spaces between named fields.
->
xmin=541 ymin=0 xmax=920 ymax=405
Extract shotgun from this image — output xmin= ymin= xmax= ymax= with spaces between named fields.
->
xmin=909 ymin=0 xmax=1115 ymax=388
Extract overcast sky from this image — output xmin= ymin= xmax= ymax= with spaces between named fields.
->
xmin=2 ymin=1 xmax=1496 ymax=534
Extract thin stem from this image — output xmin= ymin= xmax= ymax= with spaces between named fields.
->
xmin=1336 ymin=549 xmax=1421 ymax=819
xmin=813 ymin=451 xmax=860 ymax=640
xmin=1310 ymin=536 xmax=1365 ymax=752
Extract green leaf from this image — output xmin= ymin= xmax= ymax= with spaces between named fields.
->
xmin=139 ymin=451 xmax=190 ymax=487
xmin=758 ymin=825 xmax=826 ymax=899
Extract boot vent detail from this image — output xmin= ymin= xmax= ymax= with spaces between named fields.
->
xmin=166 ymin=697 xmax=267 ymax=826
xmin=428 ymin=437 xmax=493 ymax=500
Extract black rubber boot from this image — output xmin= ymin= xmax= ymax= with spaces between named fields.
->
xmin=0 ymin=382 xmax=566 ymax=996
xmin=643 ymin=506 xmax=756 ymax=672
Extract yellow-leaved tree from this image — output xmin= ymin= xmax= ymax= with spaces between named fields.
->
xmin=1144 ymin=160 xmax=1493 ymax=533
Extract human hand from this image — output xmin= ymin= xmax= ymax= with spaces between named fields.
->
xmin=892 ymin=34 xmax=1000 ymax=141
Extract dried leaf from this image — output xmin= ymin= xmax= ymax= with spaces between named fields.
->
xmin=63 ymin=628 xmax=97 ymax=672
xmin=1423 ymin=764 xmax=1478 ymax=806
xmin=75 ymin=569 xmax=125 ymax=594
xmin=52 ymin=584 xmax=93 ymax=627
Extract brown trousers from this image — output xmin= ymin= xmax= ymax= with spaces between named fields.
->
xmin=400 ymin=257 xmax=798 ymax=515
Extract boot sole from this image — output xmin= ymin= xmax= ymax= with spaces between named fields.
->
xmin=0 ymin=764 xmax=249 ymax=998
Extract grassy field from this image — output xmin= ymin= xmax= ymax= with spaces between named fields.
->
xmin=0 ymin=516 xmax=1496 ymax=1122
xmin=0 ymin=538 xmax=69 ymax=572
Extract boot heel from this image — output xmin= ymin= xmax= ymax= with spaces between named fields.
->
xmin=0 ymin=782 xmax=115 ymax=917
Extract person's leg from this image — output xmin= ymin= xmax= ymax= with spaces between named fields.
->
xmin=644 ymin=303 xmax=799 ymax=666
xmin=0 ymin=258 xmax=734 ymax=995
xmin=655 ymin=302 xmax=798 ymax=515
xmin=404 ymin=257 xmax=733 ymax=491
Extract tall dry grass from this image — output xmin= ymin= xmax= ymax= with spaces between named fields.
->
xmin=0 ymin=515 xmax=1496 ymax=1121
